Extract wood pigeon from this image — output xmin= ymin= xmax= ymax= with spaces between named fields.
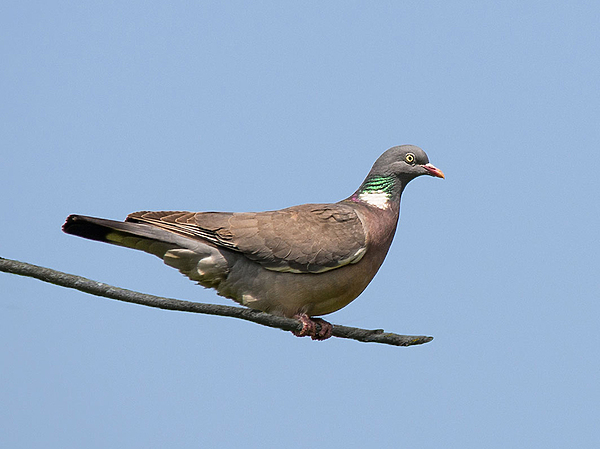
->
xmin=63 ymin=145 xmax=444 ymax=340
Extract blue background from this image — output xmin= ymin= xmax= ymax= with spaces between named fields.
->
xmin=2 ymin=1 xmax=599 ymax=447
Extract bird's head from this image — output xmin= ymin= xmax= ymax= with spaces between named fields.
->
xmin=370 ymin=145 xmax=445 ymax=182
xmin=350 ymin=145 xmax=444 ymax=209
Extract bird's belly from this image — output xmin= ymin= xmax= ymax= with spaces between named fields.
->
xmin=216 ymin=250 xmax=385 ymax=318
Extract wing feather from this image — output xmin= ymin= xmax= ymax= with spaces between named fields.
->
xmin=127 ymin=204 xmax=366 ymax=274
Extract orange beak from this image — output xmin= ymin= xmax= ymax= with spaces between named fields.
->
xmin=423 ymin=163 xmax=445 ymax=179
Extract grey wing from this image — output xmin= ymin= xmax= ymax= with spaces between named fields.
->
xmin=127 ymin=204 xmax=367 ymax=274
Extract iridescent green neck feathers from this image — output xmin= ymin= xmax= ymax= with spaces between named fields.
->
xmin=353 ymin=175 xmax=397 ymax=209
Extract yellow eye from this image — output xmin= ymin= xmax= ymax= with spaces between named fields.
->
xmin=405 ymin=153 xmax=415 ymax=164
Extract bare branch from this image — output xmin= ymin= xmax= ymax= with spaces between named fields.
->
xmin=0 ymin=257 xmax=433 ymax=347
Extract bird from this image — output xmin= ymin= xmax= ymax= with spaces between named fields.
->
xmin=62 ymin=145 xmax=444 ymax=340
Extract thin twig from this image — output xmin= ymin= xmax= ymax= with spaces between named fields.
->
xmin=0 ymin=257 xmax=433 ymax=347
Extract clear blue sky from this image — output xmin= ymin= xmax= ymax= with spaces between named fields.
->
xmin=2 ymin=1 xmax=599 ymax=447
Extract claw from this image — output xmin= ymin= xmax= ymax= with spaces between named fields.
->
xmin=292 ymin=313 xmax=333 ymax=340
xmin=312 ymin=318 xmax=333 ymax=340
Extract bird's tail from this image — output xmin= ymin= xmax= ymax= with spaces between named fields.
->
xmin=63 ymin=214 xmax=229 ymax=286
xmin=62 ymin=214 xmax=192 ymax=258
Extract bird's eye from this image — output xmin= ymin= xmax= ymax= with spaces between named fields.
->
xmin=405 ymin=153 xmax=416 ymax=164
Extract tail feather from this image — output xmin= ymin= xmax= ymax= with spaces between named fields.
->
xmin=63 ymin=214 xmax=231 ymax=286
xmin=62 ymin=214 xmax=204 ymax=258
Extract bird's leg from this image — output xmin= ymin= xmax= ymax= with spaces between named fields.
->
xmin=292 ymin=313 xmax=316 ymax=338
xmin=292 ymin=313 xmax=333 ymax=341
xmin=311 ymin=318 xmax=333 ymax=340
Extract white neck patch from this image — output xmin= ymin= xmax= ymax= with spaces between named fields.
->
xmin=357 ymin=190 xmax=390 ymax=209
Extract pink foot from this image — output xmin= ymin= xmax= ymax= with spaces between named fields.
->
xmin=292 ymin=313 xmax=333 ymax=341
xmin=312 ymin=318 xmax=333 ymax=340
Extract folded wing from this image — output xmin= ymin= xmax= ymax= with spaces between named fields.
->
xmin=127 ymin=203 xmax=367 ymax=274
